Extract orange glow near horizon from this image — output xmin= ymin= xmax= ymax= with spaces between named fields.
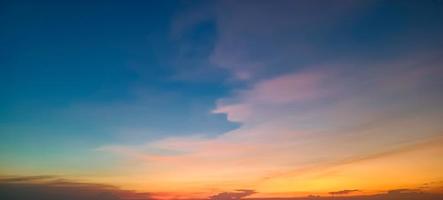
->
xmin=48 ymin=136 xmax=441 ymax=199
xmin=2 ymin=1 xmax=443 ymax=200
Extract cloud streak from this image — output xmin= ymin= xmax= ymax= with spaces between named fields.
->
xmin=97 ymin=55 xmax=443 ymax=194
xmin=329 ymin=189 xmax=360 ymax=195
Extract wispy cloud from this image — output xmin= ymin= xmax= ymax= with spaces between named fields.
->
xmin=209 ymin=0 xmax=370 ymax=81
xmin=97 ymin=53 xmax=443 ymax=192
xmin=93 ymin=0 xmax=443 ymax=195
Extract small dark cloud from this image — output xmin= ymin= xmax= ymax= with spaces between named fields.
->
xmin=246 ymin=187 xmax=443 ymax=200
xmin=419 ymin=181 xmax=443 ymax=189
xmin=210 ymin=189 xmax=256 ymax=200
xmin=0 ymin=176 xmax=150 ymax=200
xmin=329 ymin=189 xmax=360 ymax=195
xmin=386 ymin=188 xmax=420 ymax=194
xmin=247 ymin=191 xmax=443 ymax=200
xmin=0 ymin=175 xmax=55 ymax=182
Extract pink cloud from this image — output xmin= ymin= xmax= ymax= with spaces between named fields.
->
xmin=96 ymin=55 xmax=443 ymax=194
xmin=213 ymin=70 xmax=332 ymax=123
xmin=245 ymin=71 xmax=328 ymax=104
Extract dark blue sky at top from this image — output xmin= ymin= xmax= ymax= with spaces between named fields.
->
xmin=0 ymin=0 xmax=232 ymax=150
xmin=1 ymin=0 xmax=443 ymax=162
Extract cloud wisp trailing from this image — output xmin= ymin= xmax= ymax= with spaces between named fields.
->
xmin=94 ymin=1 xmax=443 ymax=195
xmin=97 ymin=57 xmax=443 ymax=195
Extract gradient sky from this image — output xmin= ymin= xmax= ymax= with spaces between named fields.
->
xmin=1 ymin=0 xmax=443 ymax=199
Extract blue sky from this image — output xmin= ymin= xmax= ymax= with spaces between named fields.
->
xmin=1 ymin=1 xmax=235 ymax=144
xmin=0 ymin=1 xmax=238 ymax=171
xmin=1 ymin=0 xmax=443 ymax=197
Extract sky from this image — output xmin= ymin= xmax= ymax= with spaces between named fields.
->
xmin=1 ymin=0 xmax=443 ymax=199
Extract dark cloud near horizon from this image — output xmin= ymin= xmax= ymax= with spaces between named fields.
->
xmin=0 ymin=176 xmax=150 ymax=200
xmin=329 ymin=189 xmax=360 ymax=195
xmin=1 ymin=176 xmax=442 ymax=200
xmin=0 ymin=175 xmax=55 ymax=182
xmin=247 ymin=189 xmax=443 ymax=200
xmin=210 ymin=189 xmax=256 ymax=200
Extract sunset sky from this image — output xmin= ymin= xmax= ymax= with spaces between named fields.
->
xmin=1 ymin=0 xmax=443 ymax=199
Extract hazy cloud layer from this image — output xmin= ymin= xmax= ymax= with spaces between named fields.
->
xmin=0 ymin=176 xmax=150 ymax=200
